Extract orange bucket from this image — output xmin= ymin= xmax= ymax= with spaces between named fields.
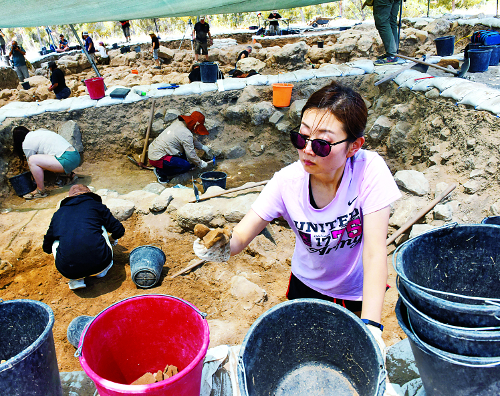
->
xmin=272 ymin=83 xmax=293 ymax=107
xmin=131 ymin=69 xmax=138 ymax=74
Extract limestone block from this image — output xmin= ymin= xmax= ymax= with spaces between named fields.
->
xmin=394 ymin=170 xmax=429 ymax=196
xmin=368 ymin=115 xmax=393 ymax=142
xmin=249 ymin=101 xmax=274 ymax=125
xmin=105 ymin=198 xmax=135 ymax=221
xmin=58 ymin=121 xmax=84 ymax=153
xmin=236 ymin=57 xmax=266 ymax=73
xmin=230 ymin=275 xmax=267 ymax=309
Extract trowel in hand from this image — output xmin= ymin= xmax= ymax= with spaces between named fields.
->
xmin=258 ymin=225 xmax=277 ymax=245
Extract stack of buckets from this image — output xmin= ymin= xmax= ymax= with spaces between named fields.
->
xmin=394 ymin=222 xmax=500 ymax=395
xmin=465 ymin=43 xmax=500 ymax=73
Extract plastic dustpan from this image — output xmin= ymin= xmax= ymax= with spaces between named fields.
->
xmin=109 ymin=88 xmax=131 ymax=99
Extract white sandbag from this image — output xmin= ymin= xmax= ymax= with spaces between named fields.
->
xmin=394 ymin=70 xmax=425 ymax=86
xmin=347 ymin=59 xmax=375 ymax=74
xmin=429 ymin=77 xmax=462 ymax=92
xmin=266 ymin=74 xmax=281 ymax=85
xmin=293 ymin=69 xmax=316 ymax=81
xmin=440 ymin=82 xmax=481 ymax=102
xmin=216 ymin=78 xmax=247 ymax=92
xmin=336 ymin=64 xmax=365 ymax=76
xmin=476 ymin=96 xmax=500 ymax=115
xmin=458 ymin=87 xmax=500 ymax=108
xmin=411 ymin=78 xmax=436 ymax=92
xmin=123 ymin=91 xmax=149 ymax=103
xmin=38 ymin=98 xmax=73 ymax=113
xmin=173 ymin=83 xmax=202 ymax=96
xmin=199 ymin=82 xmax=218 ymax=93
xmin=400 ymin=74 xmax=433 ymax=89
xmin=313 ymin=65 xmax=342 ymax=78
xmin=373 ymin=64 xmax=402 ymax=75
xmin=69 ymin=95 xmax=98 ymax=111
xmin=0 ymin=101 xmax=40 ymax=119
xmin=276 ymin=72 xmax=297 ymax=83
xmin=148 ymin=88 xmax=174 ymax=98
xmin=96 ymin=95 xmax=125 ymax=107
xmin=245 ymin=74 xmax=269 ymax=86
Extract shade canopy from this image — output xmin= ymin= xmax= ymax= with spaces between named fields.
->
xmin=0 ymin=0 xmax=339 ymax=28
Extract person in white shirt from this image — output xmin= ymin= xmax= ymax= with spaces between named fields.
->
xmin=96 ymin=41 xmax=110 ymax=65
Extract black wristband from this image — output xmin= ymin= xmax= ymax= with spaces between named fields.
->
xmin=362 ymin=319 xmax=384 ymax=332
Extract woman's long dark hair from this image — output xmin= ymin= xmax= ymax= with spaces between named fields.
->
xmin=13 ymin=126 xmax=30 ymax=159
xmin=301 ymin=81 xmax=368 ymax=142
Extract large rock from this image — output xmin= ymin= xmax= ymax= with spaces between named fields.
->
xmin=224 ymin=104 xmax=248 ymax=121
xmin=0 ymin=67 xmax=19 ymax=89
xmin=390 ymin=197 xmax=421 ymax=228
xmin=158 ymin=46 xmax=174 ymax=62
xmin=230 ymin=275 xmax=267 ymax=310
xmin=104 ymin=198 xmax=135 ymax=221
xmin=237 ymin=85 xmax=261 ymax=104
xmin=368 ymin=115 xmax=393 ymax=142
xmin=288 ymin=99 xmax=307 ymax=124
xmin=58 ymin=121 xmax=84 ymax=153
xmin=236 ymin=57 xmax=266 ymax=73
xmin=272 ymin=41 xmax=309 ymax=69
xmin=249 ymin=101 xmax=274 ymax=125
xmin=388 ymin=121 xmax=411 ymax=153
xmin=25 ymin=75 xmax=50 ymax=89
xmin=120 ymin=190 xmax=159 ymax=215
xmin=394 ymin=170 xmax=429 ymax=196
xmin=307 ymin=46 xmax=335 ymax=63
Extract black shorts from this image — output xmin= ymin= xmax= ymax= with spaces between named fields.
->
xmin=286 ymin=272 xmax=363 ymax=313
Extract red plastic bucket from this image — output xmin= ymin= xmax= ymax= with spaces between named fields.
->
xmin=77 ymin=295 xmax=209 ymax=396
xmin=85 ymin=77 xmax=105 ymax=100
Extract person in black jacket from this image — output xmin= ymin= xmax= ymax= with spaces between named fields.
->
xmin=48 ymin=61 xmax=71 ymax=99
xmin=43 ymin=184 xmax=125 ymax=290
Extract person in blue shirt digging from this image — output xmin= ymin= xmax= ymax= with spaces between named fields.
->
xmin=43 ymin=184 xmax=125 ymax=290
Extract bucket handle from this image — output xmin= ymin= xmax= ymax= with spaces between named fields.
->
xmin=392 ymin=223 xmax=500 ymax=305
xmin=237 ymin=355 xmax=249 ymax=394
xmin=407 ymin=309 xmax=500 ymax=368
xmin=484 ymin=300 xmax=500 ymax=321
xmin=375 ymin=367 xmax=387 ymax=396
xmin=75 ymin=294 xmax=207 ymax=358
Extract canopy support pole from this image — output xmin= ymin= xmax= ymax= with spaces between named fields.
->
xmin=397 ymin=0 xmax=403 ymax=53
xmin=69 ymin=24 xmax=102 ymax=81
xmin=427 ymin=0 xmax=430 ymax=17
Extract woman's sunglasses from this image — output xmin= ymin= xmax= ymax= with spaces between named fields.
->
xmin=290 ymin=127 xmax=350 ymax=157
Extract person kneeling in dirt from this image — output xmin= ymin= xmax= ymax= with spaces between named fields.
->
xmin=13 ymin=126 xmax=80 ymax=199
xmin=96 ymin=41 xmax=110 ymax=65
xmin=48 ymin=61 xmax=71 ymax=99
xmin=43 ymin=184 xmax=125 ymax=290
xmin=148 ymin=111 xmax=212 ymax=184
xmin=194 ymin=81 xmax=402 ymax=359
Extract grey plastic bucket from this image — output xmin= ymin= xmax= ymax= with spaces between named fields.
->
xmin=129 ymin=245 xmax=165 ymax=288
xmin=394 ymin=223 xmax=500 ymax=327
xmin=398 ymin=282 xmax=500 ymax=357
xmin=67 ymin=315 xmax=94 ymax=348
xmin=200 ymin=171 xmax=227 ymax=192
xmin=396 ymin=298 xmax=500 ymax=396
xmin=238 ymin=299 xmax=386 ymax=396
xmin=9 ymin=171 xmax=37 ymax=196
xmin=434 ymin=35 xmax=455 ymax=56
xmin=0 ymin=299 xmax=63 ymax=396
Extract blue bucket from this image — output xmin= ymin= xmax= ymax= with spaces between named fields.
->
xmin=200 ymin=171 xmax=227 ymax=193
xmin=398 ymin=282 xmax=500 ymax=357
xmin=238 ymin=299 xmax=386 ymax=396
xmin=394 ymin=223 xmax=500 ymax=327
xmin=396 ymin=298 xmax=500 ymax=396
xmin=0 ymin=299 xmax=63 ymax=395
xmin=479 ymin=45 xmax=500 ymax=66
xmin=464 ymin=42 xmax=482 ymax=59
xmin=129 ymin=245 xmax=166 ymax=288
xmin=482 ymin=216 xmax=500 ymax=225
xmin=9 ymin=171 xmax=36 ymax=196
xmin=434 ymin=35 xmax=455 ymax=56
xmin=200 ymin=62 xmax=219 ymax=83
xmin=468 ymin=49 xmax=492 ymax=72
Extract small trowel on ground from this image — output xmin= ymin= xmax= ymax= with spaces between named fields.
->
xmin=258 ymin=225 xmax=277 ymax=245
xmin=192 ymin=177 xmax=200 ymax=203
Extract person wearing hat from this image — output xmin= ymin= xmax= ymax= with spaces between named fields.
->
xmin=192 ymin=16 xmax=212 ymax=62
xmin=149 ymin=32 xmax=160 ymax=69
xmin=56 ymin=34 xmax=69 ymax=52
xmin=43 ymin=184 xmax=125 ymax=290
xmin=96 ymin=41 xmax=110 ymax=65
xmin=148 ymin=111 xmax=212 ymax=183
xmin=48 ymin=61 xmax=71 ymax=99
xmin=82 ymin=32 xmax=95 ymax=63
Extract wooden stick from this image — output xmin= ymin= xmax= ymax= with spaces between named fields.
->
xmin=139 ymin=100 xmax=156 ymax=166
xmin=169 ymin=259 xmax=206 ymax=279
xmin=189 ymin=180 xmax=269 ymax=203
xmin=394 ymin=53 xmax=459 ymax=76
xmin=386 ymin=183 xmax=457 ymax=246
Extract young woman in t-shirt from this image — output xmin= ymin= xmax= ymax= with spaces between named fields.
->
xmin=228 ymin=81 xmax=401 ymax=345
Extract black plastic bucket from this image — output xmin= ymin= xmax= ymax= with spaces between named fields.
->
xmin=394 ymin=223 xmax=500 ymax=327
xmin=396 ymin=298 xmax=500 ymax=396
xmin=21 ymin=81 xmax=30 ymax=90
xmin=479 ymin=45 xmax=500 ymax=66
xmin=434 ymin=35 xmax=455 ymax=56
xmin=129 ymin=245 xmax=166 ymax=288
xmin=469 ymin=48 xmax=492 ymax=72
xmin=0 ymin=299 xmax=63 ymax=395
xmin=482 ymin=216 xmax=500 ymax=225
xmin=134 ymin=45 xmax=141 ymax=53
xmin=9 ymin=171 xmax=37 ymax=196
xmin=317 ymin=40 xmax=324 ymax=48
xmin=238 ymin=299 xmax=386 ymax=396
xmin=67 ymin=315 xmax=94 ymax=348
xmin=398 ymin=283 xmax=500 ymax=357
xmin=200 ymin=171 xmax=227 ymax=192
xmin=464 ymin=42 xmax=482 ymax=59
xmin=200 ymin=62 xmax=219 ymax=83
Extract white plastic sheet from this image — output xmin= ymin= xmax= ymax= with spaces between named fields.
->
xmin=200 ymin=345 xmax=241 ymax=396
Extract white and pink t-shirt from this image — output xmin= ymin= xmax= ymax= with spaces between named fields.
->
xmin=252 ymin=149 xmax=401 ymax=301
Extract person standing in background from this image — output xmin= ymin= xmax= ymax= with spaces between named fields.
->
xmin=82 ymin=32 xmax=96 ymax=64
xmin=119 ymin=21 xmax=131 ymax=42
xmin=9 ymin=40 xmax=29 ymax=82
xmin=149 ymin=32 xmax=160 ymax=69
xmin=0 ymin=30 xmax=6 ymax=56
xmin=192 ymin=16 xmax=212 ymax=62
xmin=267 ymin=10 xmax=282 ymax=36
xmin=373 ymin=0 xmax=402 ymax=65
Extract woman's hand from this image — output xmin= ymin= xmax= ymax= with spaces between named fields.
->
xmin=230 ymin=209 xmax=269 ymax=255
